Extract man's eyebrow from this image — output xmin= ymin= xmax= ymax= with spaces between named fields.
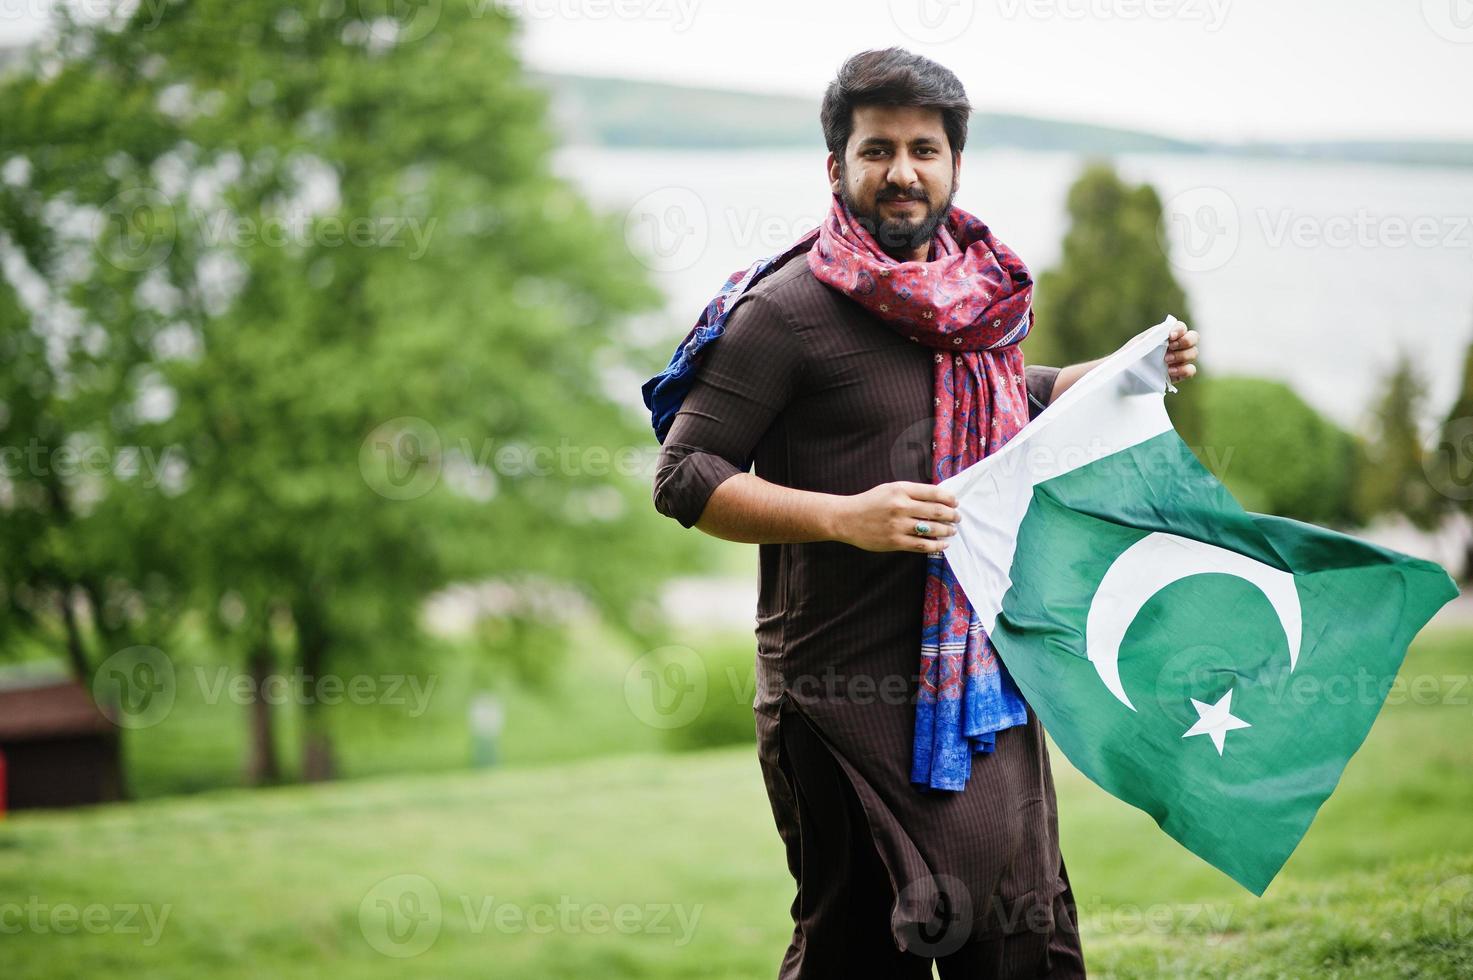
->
xmin=855 ymin=135 xmax=943 ymax=148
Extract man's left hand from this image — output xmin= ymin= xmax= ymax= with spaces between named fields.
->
xmin=1166 ymin=323 xmax=1199 ymax=382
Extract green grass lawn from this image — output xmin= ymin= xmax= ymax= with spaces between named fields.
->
xmin=0 ymin=627 xmax=1469 ymax=978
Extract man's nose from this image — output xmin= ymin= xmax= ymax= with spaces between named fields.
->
xmin=887 ymin=152 xmax=919 ymax=189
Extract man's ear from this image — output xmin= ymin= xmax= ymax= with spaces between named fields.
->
xmin=952 ymin=151 xmax=962 ymax=194
xmin=826 ymin=152 xmax=841 ymax=194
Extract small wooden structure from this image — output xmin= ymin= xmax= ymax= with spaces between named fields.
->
xmin=0 ymin=677 xmax=122 ymax=810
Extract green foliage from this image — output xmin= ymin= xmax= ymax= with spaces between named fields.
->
xmin=1357 ymin=351 xmax=1442 ymax=529
xmin=1429 ymin=331 xmax=1473 ymax=579
xmin=1027 ymin=161 xmax=1202 ymax=446
xmin=0 ymin=3 xmax=708 ymax=776
xmin=660 ymin=636 xmax=758 ymax=752
xmin=1196 ymin=376 xmax=1361 ymax=525
xmin=1431 ymin=333 xmax=1473 ymax=513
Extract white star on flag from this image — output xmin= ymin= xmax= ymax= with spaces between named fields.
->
xmin=1181 ymin=688 xmax=1251 ymax=756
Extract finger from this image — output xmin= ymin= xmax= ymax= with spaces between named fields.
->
xmin=913 ymin=520 xmax=958 ymax=538
xmin=1171 ymin=329 xmax=1198 ymax=352
xmin=903 ymin=482 xmax=958 ymax=508
xmin=1168 ymin=324 xmax=1185 ymax=341
xmin=1169 ymin=363 xmax=1198 ymax=381
xmin=921 ymin=503 xmax=961 ymax=525
xmin=910 ymin=535 xmax=949 ymax=554
xmin=903 ymin=515 xmax=957 ymax=538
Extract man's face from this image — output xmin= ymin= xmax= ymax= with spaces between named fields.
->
xmin=827 ymin=104 xmax=959 ymax=262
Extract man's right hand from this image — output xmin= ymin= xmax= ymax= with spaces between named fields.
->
xmin=830 ymin=481 xmax=960 ymax=554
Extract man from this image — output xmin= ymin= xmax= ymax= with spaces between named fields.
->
xmin=648 ymin=48 xmax=1198 ymax=978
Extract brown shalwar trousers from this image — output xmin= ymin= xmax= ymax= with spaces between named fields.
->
xmin=775 ymin=705 xmax=1088 ymax=979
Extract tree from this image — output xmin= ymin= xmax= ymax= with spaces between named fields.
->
xmin=1356 ymin=351 xmax=1440 ymax=530
xmin=0 ymin=3 xmax=707 ymax=783
xmin=1196 ymin=376 xmax=1361 ymax=526
xmin=1026 ymin=161 xmax=1202 ymax=447
xmin=1430 ymin=328 xmax=1473 ymax=578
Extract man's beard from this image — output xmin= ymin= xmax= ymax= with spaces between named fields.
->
xmin=839 ymin=174 xmax=957 ymax=261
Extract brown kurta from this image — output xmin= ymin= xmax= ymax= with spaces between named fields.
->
xmin=652 ymin=256 xmax=1080 ymax=970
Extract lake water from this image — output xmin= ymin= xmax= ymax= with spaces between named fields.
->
xmin=554 ymin=145 xmax=1473 ymax=433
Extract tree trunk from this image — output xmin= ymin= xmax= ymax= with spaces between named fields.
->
xmin=297 ymin=608 xmax=337 ymax=782
xmin=58 ymin=585 xmax=91 ymax=680
xmin=243 ymin=636 xmax=281 ymax=786
xmin=302 ymin=728 xmax=336 ymax=782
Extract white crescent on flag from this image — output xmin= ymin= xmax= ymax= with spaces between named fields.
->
xmin=1083 ymin=531 xmax=1304 ymax=711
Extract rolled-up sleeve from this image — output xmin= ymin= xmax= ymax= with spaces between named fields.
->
xmin=1024 ymin=364 xmax=1059 ymax=420
xmin=652 ymin=292 xmax=807 ymax=529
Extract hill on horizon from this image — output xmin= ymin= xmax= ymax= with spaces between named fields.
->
xmin=533 ymin=71 xmax=1473 ymax=169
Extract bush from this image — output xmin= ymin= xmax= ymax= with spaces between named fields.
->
xmin=661 ymin=635 xmax=759 ymax=752
xmin=1195 ymin=376 xmax=1361 ymax=526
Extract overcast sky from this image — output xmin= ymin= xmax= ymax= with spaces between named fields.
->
xmin=4 ymin=0 xmax=1471 ymax=142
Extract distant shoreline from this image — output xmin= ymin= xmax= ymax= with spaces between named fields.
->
xmin=533 ymin=71 xmax=1473 ymax=171
xmin=2 ymin=37 xmax=1468 ymax=169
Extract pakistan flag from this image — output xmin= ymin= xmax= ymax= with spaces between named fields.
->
xmin=942 ymin=316 xmax=1458 ymax=895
